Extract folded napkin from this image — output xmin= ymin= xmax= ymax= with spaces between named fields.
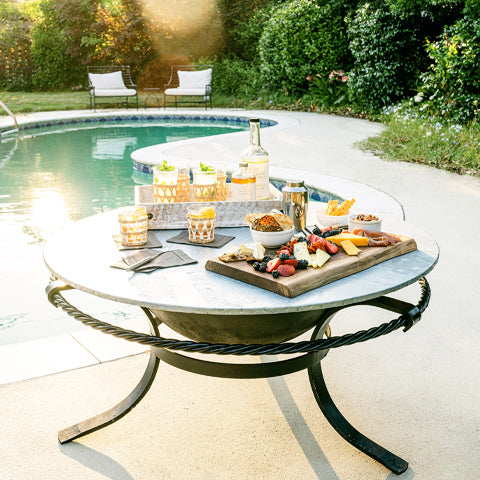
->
xmin=112 ymin=231 xmax=163 ymax=251
xmin=167 ymin=231 xmax=235 ymax=248
xmin=111 ymin=248 xmax=197 ymax=273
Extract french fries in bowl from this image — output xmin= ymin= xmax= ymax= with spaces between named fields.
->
xmin=315 ymin=199 xmax=356 ymax=227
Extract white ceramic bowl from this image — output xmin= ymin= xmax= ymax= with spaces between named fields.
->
xmin=250 ymin=227 xmax=295 ymax=248
xmin=348 ymin=214 xmax=383 ymax=232
xmin=315 ymin=203 xmax=350 ymax=227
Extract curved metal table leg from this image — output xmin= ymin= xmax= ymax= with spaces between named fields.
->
xmin=308 ymin=312 xmax=408 ymax=475
xmin=58 ymin=308 xmax=160 ymax=444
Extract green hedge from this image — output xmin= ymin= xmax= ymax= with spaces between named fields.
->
xmin=421 ymin=14 xmax=480 ymax=121
xmin=347 ymin=2 xmax=424 ymax=111
xmin=259 ymin=0 xmax=350 ymax=95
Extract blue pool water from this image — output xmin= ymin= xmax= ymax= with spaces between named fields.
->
xmin=0 ymin=117 xmax=248 ymax=344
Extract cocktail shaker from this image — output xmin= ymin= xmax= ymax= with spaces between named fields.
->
xmin=282 ymin=180 xmax=309 ymax=231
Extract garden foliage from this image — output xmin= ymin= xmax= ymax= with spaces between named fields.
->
xmin=347 ymin=2 xmax=424 ymax=111
xmin=259 ymin=0 xmax=350 ymax=95
xmin=420 ymin=14 xmax=480 ymax=122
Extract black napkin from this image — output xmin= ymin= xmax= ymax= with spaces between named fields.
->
xmin=111 ymin=248 xmax=197 ymax=273
xmin=112 ymin=231 xmax=163 ymax=251
xmin=167 ymin=230 xmax=235 ymax=248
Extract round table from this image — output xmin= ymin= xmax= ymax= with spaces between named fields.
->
xmin=44 ymin=211 xmax=438 ymax=475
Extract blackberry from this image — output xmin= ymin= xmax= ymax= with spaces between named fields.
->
xmin=272 ymin=270 xmax=280 ymax=279
xmin=258 ymin=262 xmax=267 ymax=273
xmin=253 ymin=262 xmax=261 ymax=271
xmin=297 ymin=259 xmax=309 ymax=270
xmin=312 ymin=227 xmax=323 ymax=236
xmin=296 ymin=236 xmax=306 ymax=243
xmin=323 ymin=228 xmax=341 ymax=239
xmin=279 ymin=252 xmax=289 ymax=261
xmin=262 ymin=255 xmax=272 ymax=263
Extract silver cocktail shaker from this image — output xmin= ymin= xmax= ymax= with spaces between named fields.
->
xmin=282 ymin=180 xmax=309 ymax=231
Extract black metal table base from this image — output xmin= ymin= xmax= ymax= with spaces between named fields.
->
xmin=48 ymin=278 xmax=430 ymax=475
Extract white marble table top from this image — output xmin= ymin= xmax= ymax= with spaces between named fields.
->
xmin=44 ymin=210 xmax=439 ymax=315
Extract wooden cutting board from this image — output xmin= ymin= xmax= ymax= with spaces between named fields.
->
xmin=205 ymin=236 xmax=417 ymax=298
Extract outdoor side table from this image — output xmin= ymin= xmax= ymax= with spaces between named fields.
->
xmin=44 ymin=211 xmax=438 ymax=475
xmin=144 ymin=88 xmax=162 ymax=108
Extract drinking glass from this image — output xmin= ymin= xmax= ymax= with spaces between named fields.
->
xmin=118 ymin=206 xmax=148 ymax=246
xmin=192 ymin=168 xmax=217 ymax=202
xmin=152 ymin=166 xmax=178 ymax=204
xmin=187 ymin=206 xmax=216 ymax=243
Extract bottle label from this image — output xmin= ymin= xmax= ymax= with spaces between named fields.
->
xmin=244 ymin=158 xmax=269 ymax=200
xmin=232 ymin=181 xmax=256 ymax=201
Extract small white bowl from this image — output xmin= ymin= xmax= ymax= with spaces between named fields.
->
xmin=348 ymin=214 xmax=383 ymax=232
xmin=250 ymin=227 xmax=294 ymax=248
xmin=315 ymin=203 xmax=350 ymax=227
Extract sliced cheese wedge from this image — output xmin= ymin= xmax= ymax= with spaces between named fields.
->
xmin=327 ymin=232 xmax=369 ymax=247
xmin=293 ymin=242 xmax=310 ymax=263
xmin=340 ymin=239 xmax=360 ymax=255
xmin=315 ymin=248 xmax=330 ymax=267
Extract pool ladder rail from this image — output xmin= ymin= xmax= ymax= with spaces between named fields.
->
xmin=0 ymin=100 xmax=19 ymax=135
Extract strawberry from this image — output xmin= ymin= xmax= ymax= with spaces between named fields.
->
xmin=321 ymin=226 xmax=333 ymax=233
xmin=277 ymin=264 xmax=296 ymax=277
xmin=266 ymin=257 xmax=281 ymax=273
xmin=308 ymin=233 xmax=323 ymax=245
xmin=324 ymin=240 xmax=339 ymax=255
xmin=282 ymin=257 xmax=298 ymax=268
xmin=276 ymin=248 xmax=291 ymax=256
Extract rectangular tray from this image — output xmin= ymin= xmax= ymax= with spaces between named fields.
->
xmin=205 ymin=236 xmax=417 ymax=298
xmin=135 ymin=183 xmax=283 ymax=229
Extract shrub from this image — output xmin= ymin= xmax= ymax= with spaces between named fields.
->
xmin=203 ymin=57 xmax=262 ymax=97
xmin=31 ymin=1 xmax=72 ymax=90
xmin=347 ymin=2 xmax=424 ymax=111
xmin=307 ymin=70 xmax=349 ymax=108
xmin=0 ymin=3 xmax=35 ymax=90
xmin=259 ymin=0 xmax=350 ymax=95
xmin=420 ymin=15 xmax=480 ymax=122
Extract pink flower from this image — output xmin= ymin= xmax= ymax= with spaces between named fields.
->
xmin=342 ymin=76 xmax=348 ymax=82
xmin=306 ymin=75 xmax=312 ymax=82
xmin=328 ymin=71 xmax=335 ymax=79
xmin=337 ymin=70 xmax=344 ymax=76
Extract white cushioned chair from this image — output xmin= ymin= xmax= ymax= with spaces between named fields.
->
xmin=164 ymin=65 xmax=213 ymax=109
xmin=87 ymin=66 xmax=138 ymax=111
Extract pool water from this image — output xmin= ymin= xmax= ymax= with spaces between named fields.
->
xmin=0 ymin=119 xmax=247 ymax=345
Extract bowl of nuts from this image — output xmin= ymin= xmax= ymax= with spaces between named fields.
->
xmin=348 ymin=213 xmax=383 ymax=232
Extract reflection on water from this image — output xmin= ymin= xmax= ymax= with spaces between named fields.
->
xmin=0 ymin=120 xmax=246 ymax=344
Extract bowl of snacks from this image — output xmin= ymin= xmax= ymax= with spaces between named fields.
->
xmin=348 ymin=213 xmax=382 ymax=232
xmin=315 ymin=199 xmax=355 ymax=227
xmin=245 ymin=212 xmax=294 ymax=247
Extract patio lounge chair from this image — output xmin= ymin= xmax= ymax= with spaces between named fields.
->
xmin=88 ymin=66 xmax=138 ymax=111
xmin=164 ymin=65 xmax=213 ymax=109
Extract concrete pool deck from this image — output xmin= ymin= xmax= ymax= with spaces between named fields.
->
xmin=0 ymin=108 xmax=479 ymax=479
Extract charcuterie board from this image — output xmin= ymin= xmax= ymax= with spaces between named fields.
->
xmin=205 ymin=236 xmax=417 ymax=298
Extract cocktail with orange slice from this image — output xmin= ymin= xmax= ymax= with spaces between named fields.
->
xmin=187 ymin=206 xmax=216 ymax=243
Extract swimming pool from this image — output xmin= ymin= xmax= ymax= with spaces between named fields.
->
xmin=0 ymin=115 xmax=251 ymax=345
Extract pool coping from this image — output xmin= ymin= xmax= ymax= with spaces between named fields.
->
xmin=0 ymin=108 xmax=402 ymax=386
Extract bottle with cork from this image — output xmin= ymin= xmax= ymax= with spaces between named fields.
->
xmin=241 ymin=118 xmax=269 ymax=200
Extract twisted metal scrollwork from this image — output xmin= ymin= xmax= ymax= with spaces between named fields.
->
xmin=47 ymin=278 xmax=430 ymax=357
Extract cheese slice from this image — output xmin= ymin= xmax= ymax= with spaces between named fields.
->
xmin=252 ymin=243 xmax=265 ymax=260
xmin=294 ymin=242 xmax=310 ymax=263
xmin=309 ymin=253 xmax=318 ymax=268
xmin=340 ymin=240 xmax=360 ymax=255
xmin=239 ymin=242 xmax=264 ymax=257
xmin=315 ymin=248 xmax=330 ymax=268
xmin=327 ymin=233 xmax=369 ymax=247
